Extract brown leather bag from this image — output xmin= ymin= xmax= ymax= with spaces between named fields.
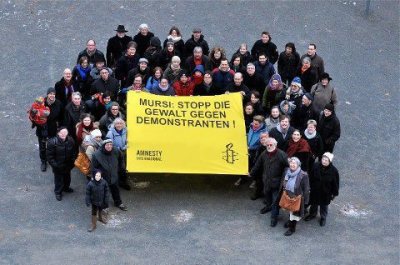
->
xmin=279 ymin=190 xmax=302 ymax=212
xmin=74 ymin=151 xmax=90 ymax=175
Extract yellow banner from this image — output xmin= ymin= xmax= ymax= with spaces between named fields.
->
xmin=126 ymin=92 xmax=248 ymax=174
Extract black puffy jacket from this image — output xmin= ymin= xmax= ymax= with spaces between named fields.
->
xmin=46 ymin=136 xmax=76 ymax=172
xmin=86 ymin=178 xmax=110 ymax=207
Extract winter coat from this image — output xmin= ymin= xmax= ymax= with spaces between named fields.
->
xmin=126 ymin=67 xmax=151 ymax=87
xmin=254 ymin=61 xmax=276 ymax=85
xmin=231 ymin=50 xmax=252 ymax=67
xmin=115 ymin=54 xmax=140 ymax=86
xmin=285 ymin=138 xmax=312 ymax=172
xmin=90 ymin=67 xmax=113 ymax=81
xmin=225 ymin=83 xmax=251 ymax=103
xmin=265 ymin=116 xmax=279 ymax=132
xmin=278 ymin=51 xmax=300 ymax=85
xmin=185 ymin=55 xmax=211 ymax=74
xmin=106 ymin=34 xmax=133 ymax=68
xmin=63 ymin=102 xmax=86 ymax=138
xmin=311 ymin=82 xmax=338 ymax=114
xmin=172 ymin=79 xmax=195 ymax=96
xmin=54 ymin=78 xmax=79 ymax=107
xmin=133 ymin=31 xmax=155 ymax=56
xmin=243 ymin=72 xmax=266 ymax=96
xmin=184 ymin=35 xmax=210 ymax=58
xmin=151 ymin=85 xmax=176 ymax=96
xmin=145 ymin=77 xmax=161 ymax=93
xmin=301 ymin=53 xmax=325 ymax=80
xmin=304 ymin=133 xmax=324 ymax=161
xmin=309 ymin=162 xmax=339 ymax=205
xmin=291 ymin=103 xmax=319 ymax=131
xmin=106 ymin=127 xmax=127 ymax=151
xmin=318 ymin=112 xmax=341 ymax=151
xmin=158 ymin=49 xmax=181 ymax=69
xmin=282 ymin=169 xmax=310 ymax=217
xmin=44 ymin=98 xmax=63 ymax=137
xmin=247 ymin=123 xmax=267 ymax=150
xmin=91 ymin=145 xmax=124 ymax=185
xmin=77 ymin=49 xmax=106 ymax=66
xmin=163 ymin=65 xmax=185 ymax=84
xmin=268 ymin=126 xmax=295 ymax=151
xmin=90 ymin=76 xmax=120 ymax=101
xmin=163 ymin=37 xmax=185 ymax=56
xmin=193 ymin=82 xmax=221 ymax=96
xmin=297 ymin=66 xmax=318 ymax=93
xmin=251 ymin=40 xmax=279 ymax=64
xmin=250 ymin=149 xmax=289 ymax=191
xmin=99 ymin=110 xmax=125 ymax=138
xmin=86 ymin=178 xmax=110 ymax=208
xmin=71 ymin=65 xmax=93 ymax=99
xmin=46 ymin=135 xmax=76 ymax=173
xmin=262 ymin=86 xmax=285 ymax=113
xmin=211 ymin=68 xmax=235 ymax=92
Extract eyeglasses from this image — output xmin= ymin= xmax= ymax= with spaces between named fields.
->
xmin=266 ymin=144 xmax=274 ymax=147
xmin=111 ymin=108 xmax=119 ymax=111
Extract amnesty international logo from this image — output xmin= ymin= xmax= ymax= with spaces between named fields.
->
xmin=222 ymin=143 xmax=239 ymax=164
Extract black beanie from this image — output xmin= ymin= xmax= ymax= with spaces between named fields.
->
xmin=324 ymin=103 xmax=334 ymax=112
xmin=47 ymin=87 xmax=56 ymax=95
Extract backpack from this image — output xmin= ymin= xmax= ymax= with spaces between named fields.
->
xmin=28 ymin=97 xmax=50 ymax=126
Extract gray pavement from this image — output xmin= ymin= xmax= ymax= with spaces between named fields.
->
xmin=0 ymin=1 xmax=399 ymax=264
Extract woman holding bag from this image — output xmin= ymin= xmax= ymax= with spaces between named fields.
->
xmin=280 ymin=157 xmax=310 ymax=236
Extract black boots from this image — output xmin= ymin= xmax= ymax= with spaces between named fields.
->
xmin=260 ymin=206 xmax=272 ymax=214
xmin=320 ymin=218 xmax=326 ymax=226
xmin=270 ymin=218 xmax=278 ymax=227
xmin=40 ymin=161 xmax=47 ymax=172
xmin=284 ymin=220 xmax=297 ymax=236
xmin=88 ymin=215 xmax=97 ymax=232
xmin=305 ymin=214 xmax=316 ymax=221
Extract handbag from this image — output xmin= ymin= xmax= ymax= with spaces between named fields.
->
xmin=74 ymin=151 xmax=91 ymax=176
xmin=279 ymin=190 xmax=302 ymax=212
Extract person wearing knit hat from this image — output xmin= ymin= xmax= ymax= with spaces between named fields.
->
xmin=47 ymin=87 xmax=56 ymax=95
xmin=318 ymin=102 xmax=341 ymax=153
xmin=291 ymin=91 xmax=319 ymax=131
xmin=125 ymin=56 xmax=151 ymax=86
xmin=91 ymin=136 xmax=129 ymax=210
xmin=291 ymin=76 xmax=302 ymax=88
xmin=306 ymin=151 xmax=340 ymax=226
xmin=184 ymin=27 xmax=210 ymax=57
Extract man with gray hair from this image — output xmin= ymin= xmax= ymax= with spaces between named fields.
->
xmin=300 ymin=43 xmax=325 ymax=80
xmin=243 ymin=62 xmax=266 ymax=95
xmin=77 ymin=39 xmax=106 ymax=66
xmin=250 ymin=137 xmax=289 ymax=227
xmin=63 ymin=92 xmax=86 ymax=141
xmin=133 ymin=23 xmax=155 ymax=57
xmin=54 ymin=68 xmax=78 ymax=107
xmin=185 ymin=46 xmax=210 ymax=73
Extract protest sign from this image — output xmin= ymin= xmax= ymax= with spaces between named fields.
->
xmin=126 ymin=92 xmax=248 ymax=174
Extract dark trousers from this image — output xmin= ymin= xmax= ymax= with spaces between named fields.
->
xmin=266 ymin=188 xmax=280 ymax=219
xmin=38 ymin=136 xmax=47 ymax=162
xmin=309 ymin=204 xmax=328 ymax=219
xmin=91 ymin=205 xmax=103 ymax=216
xmin=109 ymin=183 xmax=122 ymax=206
xmin=54 ymin=170 xmax=71 ymax=195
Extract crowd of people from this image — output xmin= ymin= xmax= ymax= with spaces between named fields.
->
xmin=29 ymin=24 xmax=341 ymax=234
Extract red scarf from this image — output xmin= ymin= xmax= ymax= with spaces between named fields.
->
xmin=194 ymin=57 xmax=202 ymax=66
xmin=286 ymin=138 xmax=311 ymax=157
xmin=76 ymin=122 xmax=94 ymax=145
xmin=267 ymin=148 xmax=278 ymax=158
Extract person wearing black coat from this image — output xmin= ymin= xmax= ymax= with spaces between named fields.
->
xmin=297 ymin=57 xmax=318 ymax=93
xmin=115 ymin=41 xmax=140 ymax=87
xmin=185 ymin=48 xmax=211 ymax=74
xmin=243 ymin=63 xmax=266 ymax=96
xmin=90 ymin=69 xmax=120 ymax=101
xmin=63 ymin=92 xmax=86 ymax=141
xmin=158 ymin=42 xmax=181 ymax=70
xmin=249 ymin=137 xmax=289 ymax=227
xmin=250 ymin=31 xmax=279 ymax=64
xmin=76 ymin=39 xmax=106 ymax=66
xmin=278 ymin=42 xmax=301 ymax=85
xmin=36 ymin=88 xmax=63 ymax=172
xmin=54 ymin=68 xmax=79 ymax=107
xmin=46 ymin=127 xmax=77 ymax=201
xmin=86 ymin=170 xmax=110 ymax=232
xmin=225 ymin=72 xmax=251 ymax=104
xmin=268 ymin=115 xmax=295 ymax=151
xmin=133 ymin=24 xmax=155 ymax=57
xmin=305 ymin=153 xmax=339 ymax=226
xmin=91 ymin=139 xmax=127 ymax=211
xmin=303 ymin=119 xmax=324 ymax=172
xmin=193 ymin=71 xmax=222 ymax=96
xmin=144 ymin=36 xmax=162 ymax=69
xmin=106 ymin=25 xmax=133 ymax=69
xmin=184 ymin=28 xmax=210 ymax=59
xmin=291 ymin=93 xmax=319 ymax=131
xmin=163 ymin=26 xmax=185 ymax=56
xmin=126 ymin=59 xmax=151 ymax=86
xmin=318 ymin=103 xmax=341 ymax=153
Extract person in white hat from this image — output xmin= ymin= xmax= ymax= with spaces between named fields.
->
xmin=305 ymin=152 xmax=339 ymax=226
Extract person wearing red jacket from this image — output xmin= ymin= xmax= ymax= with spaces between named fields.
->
xmin=172 ymin=72 xmax=195 ymax=96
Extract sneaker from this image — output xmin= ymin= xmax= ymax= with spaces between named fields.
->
xmin=118 ymin=204 xmax=128 ymax=211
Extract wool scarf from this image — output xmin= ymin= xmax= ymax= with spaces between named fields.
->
xmin=286 ymin=138 xmax=311 ymax=157
xmin=77 ymin=65 xmax=91 ymax=81
xmin=285 ymin=167 xmax=301 ymax=193
xmin=304 ymin=129 xmax=317 ymax=139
